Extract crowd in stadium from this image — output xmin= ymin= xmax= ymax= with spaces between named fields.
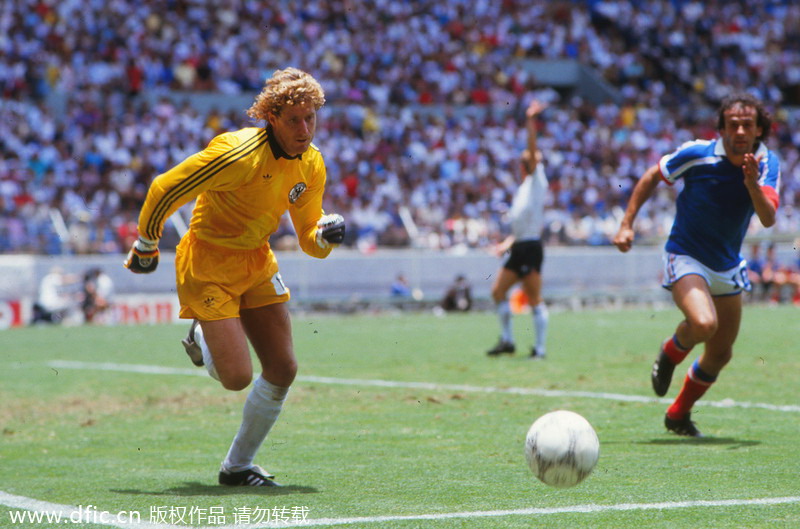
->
xmin=1 ymin=0 xmax=799 ymax=256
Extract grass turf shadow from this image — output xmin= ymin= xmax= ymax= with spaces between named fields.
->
xmin=642 ymin=437 xmax=761 ymax=448
xmin=111 ymin=482 xmax=319 ymax=496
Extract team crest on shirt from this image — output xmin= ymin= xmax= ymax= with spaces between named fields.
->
xmin=288 ymin=182 xmax=307 ymax=203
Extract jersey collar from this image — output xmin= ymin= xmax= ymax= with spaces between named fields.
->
xmin=266 ymin=125 xmax=302 ymax=160
xmin=714 ymin=138 xmax=767 ymax=159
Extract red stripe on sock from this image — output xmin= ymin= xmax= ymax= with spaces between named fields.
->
xmin=662 ymin=336 xmax=691 ymax=364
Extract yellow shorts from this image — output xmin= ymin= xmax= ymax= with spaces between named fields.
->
xmin=175 ymin=232 xmax=290 ymax=321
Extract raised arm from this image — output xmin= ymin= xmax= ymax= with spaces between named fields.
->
xmin=525 ymin=100 xmax=547 ymax=171
xmin=743 ymin=152 xmax=777 ymax=228
xmin=612 ymin=164 xmax=663 ymax=253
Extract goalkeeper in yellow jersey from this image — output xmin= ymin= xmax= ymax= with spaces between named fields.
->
xmin=124 ymin=68 xmax=345 ymax=487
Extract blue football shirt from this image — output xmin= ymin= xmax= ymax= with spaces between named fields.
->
xmin=659 ymin=139 xmax=781 ymax=271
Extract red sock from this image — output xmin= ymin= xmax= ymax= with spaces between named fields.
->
xmin=662 ymin=334 xmax=692 ymax=365
xmin=667 ymin=362 xmax=716 ymax=419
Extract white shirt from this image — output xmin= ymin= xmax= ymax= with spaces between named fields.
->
xmin=38 ymin=273 xmax=74 ymax=312
xmin=509 ymin=164 xmax=548 ymax=241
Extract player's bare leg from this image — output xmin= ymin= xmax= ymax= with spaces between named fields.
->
xmin=195 ymin=318 xmax=253 ymax=391
xmin=652 ymin=275 xmax=717 ymax=396
xmin=199 ymin=318 xmax=253 ymax=390
xmin=697 ymin=294 xmax=741 ymax=376
xmin=664 ymin=283 xmax=741 ymax=437
xmin=190 ymin=304 xmax=293 ymax=486
xmin=519 ymin=270 xmax=542 ymax=307
xmin=487 ymin=268 xmax=519 ymax=356
xmin=241 ymin=302 xmax=297 ymax=387
xmin=520 ymin=270 xmax=548 ymax=358
xmin=672 ymin=275 xmax=719 ymax=348
xmin=214 ymin=303 xmax=295 ymax=486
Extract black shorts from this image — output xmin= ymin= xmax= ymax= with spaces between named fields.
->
xmin=503 ymin=239 xmax=544 ymax=278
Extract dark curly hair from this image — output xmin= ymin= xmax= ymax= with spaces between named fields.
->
xmin=716 ymin=93 xmax=772 ymax=143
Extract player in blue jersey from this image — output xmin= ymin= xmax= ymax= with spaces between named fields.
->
xmin=613 ymin=93 xmax=781 ymax=437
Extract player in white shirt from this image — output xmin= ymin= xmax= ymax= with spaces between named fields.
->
xmin=487 ymin=100 xmax=549 ymax=359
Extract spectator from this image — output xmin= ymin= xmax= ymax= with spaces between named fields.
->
xmin=81 ymin=267 xmax=114 ymax=324
xmin=31 ymin=267 xmax=79 ymax=324
xmin=1 ymin=0 xmax=799 ymax=255
xmin=440 ymin=274 xmax=473 ymax=312
xmin=762 ymin=242 xmax=799 ymax=304
xmin=746 ymin=242 xmax=769 ymax=302
xmin=390 ymin=273 xmax=412 ymax=299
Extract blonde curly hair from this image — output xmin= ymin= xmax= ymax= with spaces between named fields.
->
xmin=247 ymin=67 xmax=325 ymax=121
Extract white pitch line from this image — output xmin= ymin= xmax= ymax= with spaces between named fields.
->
xmin=2 ymin=490 xmax=799 ymax=529
xmin=0 ymin=490 xmax=178 ymax=529
xmin=9 ymin=362 xmax=800 ymax=528
xmin=45 ymin=360 xmax=800 ymax=413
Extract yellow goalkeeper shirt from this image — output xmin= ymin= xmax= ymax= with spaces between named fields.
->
xmin=137 ymin=126 xmax=331 ymax=258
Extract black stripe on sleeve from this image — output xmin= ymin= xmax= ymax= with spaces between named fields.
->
xmin=144 ymin=129 xmax=268 ymax=240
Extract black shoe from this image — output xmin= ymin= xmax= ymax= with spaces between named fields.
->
xmin=181 ymin=319 xmax=204 ymax=367
xmin=651 ymin=349 xmax=675 ymax=397
xmin=529 ymin=347 xmax=546 ymax=360
xmin=487 ymin=340 xmax=515 ymax=356
xmin=665 ymin=413 xmax=703 ymax=437
xmin=219 ymin=465 xmax=281 ymax=487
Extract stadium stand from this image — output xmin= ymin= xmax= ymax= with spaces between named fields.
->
xmin=1 ymin=0 xmax=798 ymax=256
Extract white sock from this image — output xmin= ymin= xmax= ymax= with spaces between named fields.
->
xmin=222 ymin=377 xmax=290 ymax=472
xmin=533 ymin=302 xmax=549 ymax=354
xmin=193 ymin=324 xmax=219 ymax=381
xmin=497 ymin=300 xmax=513 ymax=343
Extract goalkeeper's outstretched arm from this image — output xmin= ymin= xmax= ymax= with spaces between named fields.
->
xmin=124 ymin=133 xmax=246 ymax=273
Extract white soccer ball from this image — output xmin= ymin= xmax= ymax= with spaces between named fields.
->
xmin=524 ymin=410 xmax=600 ymax=488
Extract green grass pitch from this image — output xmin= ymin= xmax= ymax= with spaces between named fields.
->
xmin=2 ymin=305 xmax=799 ymax=528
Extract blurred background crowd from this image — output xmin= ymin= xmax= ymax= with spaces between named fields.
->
xmin=1 ymin=0 xmax=799 ymax=256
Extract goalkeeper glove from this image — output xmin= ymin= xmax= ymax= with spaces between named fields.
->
xmin=124 ymin=237 xmax=160 ymax=273
xmin=316 ymin=213 xmax=346 ymax=249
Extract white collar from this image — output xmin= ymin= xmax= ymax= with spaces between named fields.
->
xmin=714 ymin=138 xmax=767 ymax=158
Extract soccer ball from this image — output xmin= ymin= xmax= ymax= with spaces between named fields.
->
xmin=524 ymin=410 xmax=600 ymax=488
